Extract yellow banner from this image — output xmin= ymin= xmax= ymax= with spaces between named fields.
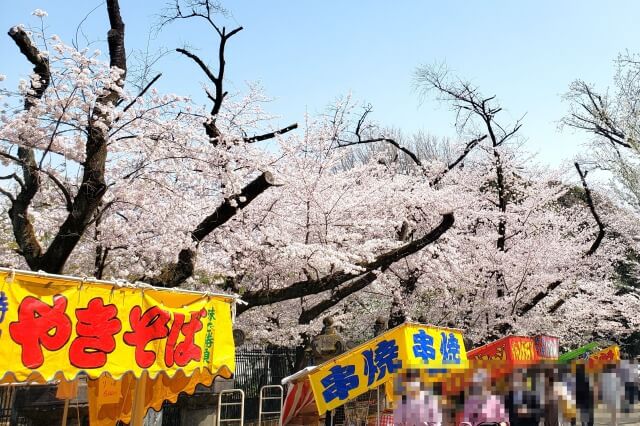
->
xmin=307 ymin=323 xmax=467 ymax=414
xmin=0 ymin=270 xmax=235 ymax=382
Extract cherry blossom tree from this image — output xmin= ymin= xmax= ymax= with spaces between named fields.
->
xmin=1 ymin=1 xmax=638 ymax=354
xmin=0 ymin=1 xmax=455 ymax=344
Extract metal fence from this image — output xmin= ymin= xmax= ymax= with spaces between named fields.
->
xmin=0 ymin=386 xmax=43 ymax=426
xmin=233 ymin=345 xmax=296 ymax=422
xmin=159 ymin=344 xmax=297 ymax=425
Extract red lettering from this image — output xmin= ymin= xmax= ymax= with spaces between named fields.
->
xmin=123 ymin=306 xmax=170 ymax=368
xmin=165 ymin=309 xmax=206 ymax=367
xmin=164 ymin=313 xmax=185 ymax=367
xmin=69 ymin=298 xmax=122 ymax=368
xmin=9 ymin=295 xmax=72 ymax=368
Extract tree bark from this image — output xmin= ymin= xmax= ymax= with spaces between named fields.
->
xmin=37 ymin=0 xmax=127 ymax=273
xmin=575 ymin=162 xmax=605 ymax=256
xmin=6 ymin=27 xmax=50 ymax=269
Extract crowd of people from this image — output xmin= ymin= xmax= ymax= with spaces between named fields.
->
xmin=392 ymin=361 xmax=640 ymax=426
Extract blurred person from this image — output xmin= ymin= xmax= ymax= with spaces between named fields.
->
xmin=393 ymin=369 xmax=443 ymax=426
xmin=573 ymin=363 xmax=594 ymax=426
xmin=555 ymin=364 xmax=577 ymax=425
xmin=504 ymin=368 xmax=543 ymax=426
xmin=543 ymin=365 xmax=561 ymax=426
xmin=461 ymin=369 xmax=508 ymax=425
xmin=600 ymin=363 xmax=622 ymax=425
xmin=618 ymin=359 xmax=636 ymax=411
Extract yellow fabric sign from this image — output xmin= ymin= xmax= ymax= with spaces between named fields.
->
xmin=87 ymin=368 xmax=216 ymax=426
xmin=0 ymin=270 xmax=235 ymax=382
xmin=307 ymin=323 xmax=467 ymax=414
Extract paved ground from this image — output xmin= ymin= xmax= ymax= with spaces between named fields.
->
xmin=593 ymin=403 xmax=640 ymax=425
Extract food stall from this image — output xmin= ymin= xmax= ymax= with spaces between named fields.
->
xmin=281 ymin=322 xmax=468 ymax=425
xmin=0 ymin=268 xmax=238 ymax=425
xmin=558 ymin=341 xmax=620 ymax=371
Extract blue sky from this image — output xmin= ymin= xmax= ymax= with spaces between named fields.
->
xmin=1 ymin=1 xmax=637 ymax=165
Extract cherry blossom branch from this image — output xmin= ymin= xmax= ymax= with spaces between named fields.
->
xmin=0 ymin=152 xmax=73 ymax=212
xmin=575 ymin=162 xmax=605 ymax=255
xmin=142 ymin=172 xmax=278 ymax=287
xmin=516 ymin=280 xmax=563 ymax=316
xmin=415 ymin=65 xmax=519 ymax=251
xmin=298 ymin=272 xmax=378 ymax=324
xmin=4 ymin=0 xmax=127 ymax=272
xmin=237 ymin=212 xmax=454 ymax=315
xmin=35 ymin=0 xmax=127 ymax=273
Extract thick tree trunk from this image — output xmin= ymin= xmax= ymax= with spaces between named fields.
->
xmin=7 ymin=0 xmax=126 ymax=274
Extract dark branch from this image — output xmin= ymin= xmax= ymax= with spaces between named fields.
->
xmin=0 ymin=152 xmax=73 ymax=212
xmin=431 ymin=135 xmax=487 ymax=186
xmin=143 ymin=172 xmax=277 ymax=288
xmin=244 ymin=123 xmax=298 ymax=143
xmin=575 ymin=162 xmax=605 ymax=255
xmin=176 ymin=48 xmax=218 ymax=84
xmin=191 ymin=172 xmax=276 ymax=243
xmin=337 ymin=137 xmax=423 ymax=168
xmin=37 ymin=0 xmax=127 ymax=273
xmin=6 ymin=26 xmax=52 ymax=268
xmin=238 ymin=212 xmax=454 ymax=315
xmin=517 ymin=280 xmax=563 ymax=317
xmin=118 ymin=73 xmax=162 ymax=114
xmin=298 ymin=272 xmax=377 ymax=325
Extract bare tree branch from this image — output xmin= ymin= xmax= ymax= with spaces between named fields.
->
xmin=563 ymin=81 xmax=632 ymax=149
xmin=163 ymin=0 xmax=242 ymax=143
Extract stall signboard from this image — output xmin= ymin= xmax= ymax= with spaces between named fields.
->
xmin=467 ymin=336 xmax=539 ymax=365
xmin=0 ymin=270 xmax=235 ymax=382
xmin=534 ymin=335 xmax=559 ymax=360
xmin=587 ymin=345 xmax=620 ymax=369
xmin=307 ymin=323 xmax=467 ymax=414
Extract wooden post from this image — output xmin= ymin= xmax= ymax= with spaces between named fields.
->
xmin=130 ymin=372 xmax=148 ymax=426
xmin=376 ymin=386 xmax=380 ymax=426
xmin=61 ymin=398 xmax=70 ymax=426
